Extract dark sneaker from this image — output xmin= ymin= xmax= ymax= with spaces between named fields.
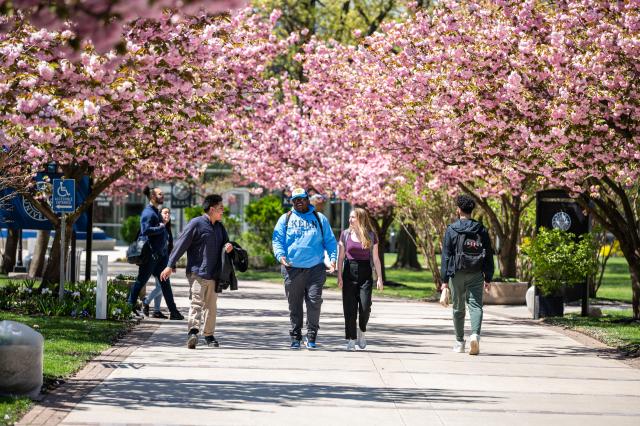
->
xmin=204 ymin=335 xmax=219 ymax=347
xmin=290 ymin=339 xmax=301 ymax=350
xmin=152 ymin=311 xmax=168 ymax=319
xmin=169 ymin=312 xmax=184 ymax=320
xmin=142 ymin=303 xmax=150 ymax=317
xmin=187 ymin=329 xmax=199 ymax=349
xmin=131 ymin=306 xmax=143 ymax=318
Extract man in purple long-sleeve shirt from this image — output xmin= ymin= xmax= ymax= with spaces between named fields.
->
xmin=161 ymin=194 xmax=233 ymax=349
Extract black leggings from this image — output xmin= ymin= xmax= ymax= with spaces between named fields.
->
xmin=341 ymin=259 xmax=373 ymax=340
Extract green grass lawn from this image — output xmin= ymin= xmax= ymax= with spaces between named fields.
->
xmin=0 ymin=313 xmax=132 ymax=425
xmin=544 ymin=309 xmax=640 ymax=356
xmin=594 ymin=257 xmax=633 ymax=302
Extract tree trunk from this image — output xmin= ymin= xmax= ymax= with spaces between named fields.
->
xmin=42 ymin=220 xmax=72 ymax=288
xmin=629 ymin=259 xmax=640 ymax=320
xmin=497 ymin=222 xmax=519 ymax=279
xmin=577 ymin=178 xmax=640 ymax=320
xmin=28 ymin=230 xmax=50 ymax=278
xmin=1 ymin=228 xmax=18 ymax=274
xmin=369 ymin=208 xmax=394 ymax=283
xmin=392 ymin=225 xmax=421 ymax=270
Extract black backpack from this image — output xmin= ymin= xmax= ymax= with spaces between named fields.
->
xmin=454 ymin=230 xmax=485 ymax=272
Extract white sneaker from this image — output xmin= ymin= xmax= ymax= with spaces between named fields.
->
xmin=453 ymin=340 xmax=465 ymax=353
xmin=469 ymin=334 xmax=480 ymax=355
xmin=346 ymin=339 xmax=356 ymax=351
xmin=356 ymin=329 xmax=367 ymax=349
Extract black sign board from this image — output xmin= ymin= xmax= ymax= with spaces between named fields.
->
xmin=536 ymin=190 xmax=589 ymax=235
xmin=170 ymin=182 xmax=192 ymax=209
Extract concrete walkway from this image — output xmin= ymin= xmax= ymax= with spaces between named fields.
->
xmin=52 ymin=271 xmax=640 ymax=425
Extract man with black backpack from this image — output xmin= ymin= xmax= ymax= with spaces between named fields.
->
xmin=272 ymin=188 xmax=337 ymax=350
xmin=441 ymin=194 xmax=494 ymax=355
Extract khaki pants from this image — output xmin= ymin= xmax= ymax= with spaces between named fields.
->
xmin=187 ymin=274 xmax=218 ymax=337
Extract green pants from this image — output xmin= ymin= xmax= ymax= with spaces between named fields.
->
xmin=449 ymin=270 xmax=484 ymax=342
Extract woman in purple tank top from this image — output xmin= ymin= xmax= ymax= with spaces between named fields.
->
xmin=337 ymin=208 xmax=384 ymax=351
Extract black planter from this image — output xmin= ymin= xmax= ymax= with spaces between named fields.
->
xmin=561 ymin=282 xmax=585 ymax=303
xmin=537 ymin=295 xmax=564 ymax=318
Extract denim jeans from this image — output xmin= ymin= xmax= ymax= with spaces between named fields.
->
xmin=143 ymin=278 xmax=163 ymax=313
xmin=128 ymin=254 xmax=178 ymax=315
xmin=449 ymin=270 xmax=484 ymax=342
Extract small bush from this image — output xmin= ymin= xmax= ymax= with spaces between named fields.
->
xmin=599 ymin=241 xmax=622 ymax=257
xmin=121 ymin=215 xmax=140 ymax=244
xmin=522 ymin=227 xmax=597 ymax=296
xmin=245 ymin=195 xmax=284 ymax=244
xmin=184 ymin=206 xmax=204 ymax=222
xmin=237 ymin=231 xmax=276 ymax=269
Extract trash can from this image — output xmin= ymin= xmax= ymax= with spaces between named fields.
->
xmin=0 ymin=320 xmax=44 ymax=398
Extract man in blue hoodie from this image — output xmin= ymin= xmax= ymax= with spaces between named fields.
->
xmin=441 ymin=194 xmax=494 ymax=355
xmin=273 ymin=188 xmax=338 ymax=349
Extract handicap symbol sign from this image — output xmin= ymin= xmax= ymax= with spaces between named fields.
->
xmin=52 ymin=179 xmax=75 ymax=213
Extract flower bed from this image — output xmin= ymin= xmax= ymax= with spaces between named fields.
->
xmin=0 ymin=279 xmax=133 ymax=320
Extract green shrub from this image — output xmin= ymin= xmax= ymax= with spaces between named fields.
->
xmin=522 ymin=227 xmax=597 ymax=296
xmin=237 ymin=231 xmax=277 ymax=269
xmin=223 ymin=209 xmax=242 ymax=240
xmin=121 ymin=215 xmax=140 ymax=244
xmin=184 ymin=205 xmax=204 ymax=222
xmin=245 ymin=195 xmax=284 ymax=244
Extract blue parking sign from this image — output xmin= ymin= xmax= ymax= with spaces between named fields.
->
xmin=52 ymin=179 xmax=75 ymax=213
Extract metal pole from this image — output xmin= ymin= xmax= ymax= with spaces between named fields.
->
xmin=84 ymin=181 xmax=94 ymax=282
xmin=70 ymin=230 xmax=77 ymax=283
xmin=582 ymin=277 xmax=590 ymax=317
xmin=14 ymin=228 xmax=26 ymax=273
xmin=59 ymin=214 xmax=66 ymax=301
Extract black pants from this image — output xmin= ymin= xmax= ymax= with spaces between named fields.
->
xmin=128 ymin=254 xmax=179 ymax=315
xmin=342 ymin=259 xmax=373 ymax=340
xmin=282 ymin=263 xmax=326 ymax=341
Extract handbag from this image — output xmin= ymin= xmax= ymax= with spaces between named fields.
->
xmin=439 ymin=287 xmax=451 ymax=307
xmin=126 ymin=231 xmax=150 ymax=265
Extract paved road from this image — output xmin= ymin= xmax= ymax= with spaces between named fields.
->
xmin=59 ymin=273 xmax=640 ymax=425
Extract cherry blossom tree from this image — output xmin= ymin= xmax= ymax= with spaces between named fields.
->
xmin=358 ymin=0 xmax=640 ymax=315
xmin=0 ymin=9 xmax=286 ymax=284
xmin=241 ymin=0 xmax=639 ymax=315
xmin=0 ymin=0 xmax=246 ymax=52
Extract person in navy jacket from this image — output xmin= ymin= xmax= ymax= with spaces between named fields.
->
xmin=127 ymin=186 xmax=184 ymax=320
xmin=161 ymin=194 xmax=233 ymax=349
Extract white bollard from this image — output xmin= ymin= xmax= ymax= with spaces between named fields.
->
xmin=95 ymin=255 xmax=108 ymax=320
xmin=75 ymin=249 xmax=83 ymax=282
